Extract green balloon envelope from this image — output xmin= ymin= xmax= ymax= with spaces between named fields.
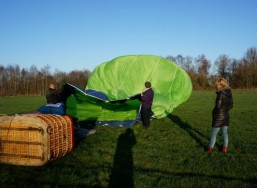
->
xmin=66 ymin=55 xmax=192 ymax=122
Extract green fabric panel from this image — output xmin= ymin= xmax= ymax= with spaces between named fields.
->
xmin=66 ymin=94 xmax=140 ymax=121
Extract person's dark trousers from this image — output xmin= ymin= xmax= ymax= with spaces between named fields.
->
xmin=142 ymin=107 xmax=151 ymax=128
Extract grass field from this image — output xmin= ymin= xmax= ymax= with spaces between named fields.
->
xmin=0 ymin=90 xmax=257 ymax=187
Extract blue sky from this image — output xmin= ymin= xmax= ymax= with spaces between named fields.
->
xmin=1 ymin=0 xmax=257 ymax=73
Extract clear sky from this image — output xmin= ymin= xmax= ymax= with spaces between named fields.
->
xmin=1 ymin=0 xmax=257 ymax=73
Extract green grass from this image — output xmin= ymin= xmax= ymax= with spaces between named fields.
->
xmin=1 ymin=90 xmax=257 ymax=187
xmin=0 ymin=96 xmax=45 ymax=115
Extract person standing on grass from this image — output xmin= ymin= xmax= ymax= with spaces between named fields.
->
xmin=141 ymin=81 xmax=154 ymax=129
xmin=207 ymin=77 xmax=233 ymax=153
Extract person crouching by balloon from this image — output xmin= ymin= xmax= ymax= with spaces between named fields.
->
xmin=207 ymin=78 xmax=233 ymax=153
xmin=141 ymin=81 xmax=154 ymax=129
xmin=37 ymin=83 xmax=66 ymax=116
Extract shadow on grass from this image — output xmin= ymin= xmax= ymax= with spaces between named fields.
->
xmin=2 ymin=163 xmax=256 ymax=187
xmin=134 ymin=167 xmax=257 ymax=186
xmin=108 ymin=128 xmax=137 ymax=188
xmin=168 ymin=114 xmax=208 ymax=148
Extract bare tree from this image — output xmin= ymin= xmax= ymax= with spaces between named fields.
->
xmin=20 ymin=68 xmax=29 ymax=95
xmin=41 ymin=65 xmax=51 ymax=95
xmin=166 ymin=55 xmax=196 ymax=73
xmin=67 ymin=70 xmax=90 ymax=88
xmin=195 ymin=55 xmax=211 ymax=88
xmin=196 ymin=54 xmax=211 ymax=75
xmin=245 ymin=47 xmax=257 ymax=64
xmin=166 ymin=55 xmax=176 ymax=63
xmin=5 ymin=65 xmax=16 ymax=95
xmin=244 ymin=47 xmax=257 ymax=88
xmin=53 ymin=69 xmax=67 ymax=89
xmin=0 ymin=65 xmax=4 ymax=95
xmin=29 ymin=65 xmax=39 ymax=95
xmin=228 ymin=58 xmax=240 ymax=88
xmin=215 ymin=54 xmax=231 ymax=79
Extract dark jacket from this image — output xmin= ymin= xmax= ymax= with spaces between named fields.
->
xmin=141 ymin=88 xmax=154 ymax=109
xmin=212 ymin=88 xmax=233 ymax=127
xmin=46 ymin=88 xmax=61 ymax=104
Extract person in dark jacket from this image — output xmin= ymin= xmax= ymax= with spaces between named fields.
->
xmin=46 ymin=83 xmax=62 ymax=104
xmin=141 ymin=81 xmax=154 ymax=129
xmin=37 ymin=83 xmax=66 ymax=115
xmin=207 ymin=78 xmax=233 ymax=153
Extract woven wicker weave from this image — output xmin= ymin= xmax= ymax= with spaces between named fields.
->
xmin=0 ymin=114 xmax=74 ymax=166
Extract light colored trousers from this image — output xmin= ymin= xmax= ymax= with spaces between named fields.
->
xmin=208 ymin=126 xmax=228 ymax=148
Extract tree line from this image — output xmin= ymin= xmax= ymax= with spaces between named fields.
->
xmin=0 ymin=47 xmax=256 ymax=96
xmin=0 ymin=65 xmax=90 ymax=96
xmin=167 ymin=47 xmax=257 ymax=89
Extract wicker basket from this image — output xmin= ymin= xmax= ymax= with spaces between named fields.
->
xmin=0 ymin=114 xmax=74 ymax=166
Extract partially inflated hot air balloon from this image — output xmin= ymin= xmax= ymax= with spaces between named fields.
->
xmin=65 ymin=55 xmax=192 ymax=127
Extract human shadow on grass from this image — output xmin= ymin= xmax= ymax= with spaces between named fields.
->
xmin=108 ymin=128 xmax=137 ymax=188
xmin=168 ymin=114 xmax=208 ymax=149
